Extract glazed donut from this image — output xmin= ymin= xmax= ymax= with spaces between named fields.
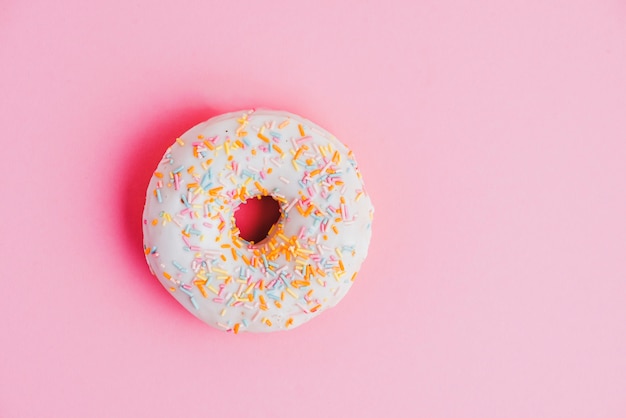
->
xmin=142 ymin=109 xmax=373 ymax=333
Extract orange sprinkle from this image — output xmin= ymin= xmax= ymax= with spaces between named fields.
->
xmin=298 ymin=124 xmax=305 ymax=136
xmin=257 ymin=132 xmax=270 ymax=143
xmin=272 ymin=144 xmax=284 ymax=155
xmin=203 ymin=140 xmax=215 ymax=150
xmin=233 ymin=323 xmax=240 ymax=334
xmin=231 ymin=248 xmax=237 ymax=260
xmin=291 ymin=280 xmax=311 ymax=288
xmin=154 ymin=172 xmax=163 ymax=178
xmin=151 ymin=219 xmax=158 ymax=226
xmin=351 ymin=272 xmax=358 ymax=281
xmin=278 ymin=119 xmax=290 ymax=129
xmin=285 ymin=318 xmax=294 ymax=327
xmin=195 ymin=281 xmax=208 ymax=298
xmin=332 ymin=225 xmax=339 ymax=234
xmin=310 ymin=304 xmax=322 ymax=313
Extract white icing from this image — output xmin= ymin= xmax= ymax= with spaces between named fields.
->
xmin=142 ymin=109 xmax=373 ymax=333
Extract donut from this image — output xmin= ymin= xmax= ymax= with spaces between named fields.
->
xmin=142 ymin=109 xmax=374 ymax=333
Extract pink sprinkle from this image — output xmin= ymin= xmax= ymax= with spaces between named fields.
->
xmin=213 ymin=298 xmax=224 ymax=303
xmin=296 ymin=136 xmax=313 ymax=144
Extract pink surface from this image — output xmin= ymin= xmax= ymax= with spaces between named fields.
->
xmin=2 ymin=1 xmax=626 ymax=417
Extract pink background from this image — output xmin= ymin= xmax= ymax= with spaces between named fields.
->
xmin=2 ymin=1 xmax=626 ymax=417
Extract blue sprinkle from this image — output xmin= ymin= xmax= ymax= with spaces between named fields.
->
xmin=180 ymin=287 xmax=193 ymax=296
xmin=242 ymin=318 xmax=249 ymax=327
xmin=172 ymin=260 xmax=188 ymax=273
xmin=173 ymin=165 xmax=184 ymax=174
xmin=190 ymin=297 xmax=199 ymax=310
xmin=270 ymin=130 xmax=282 ymax=138
xmin=181 ymin=194 xmax=190 ymax=208
xmin=156 ymin=189 xmax=162 ymax=203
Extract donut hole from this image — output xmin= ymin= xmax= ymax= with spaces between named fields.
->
xmin=234 ymin=196 xmax=282 ymax=244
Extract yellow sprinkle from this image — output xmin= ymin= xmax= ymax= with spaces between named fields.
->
xmin=278 ymin=119 xmax=290 ymax=129
xmin=175 ymin=137 xmax=185 ymax=146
